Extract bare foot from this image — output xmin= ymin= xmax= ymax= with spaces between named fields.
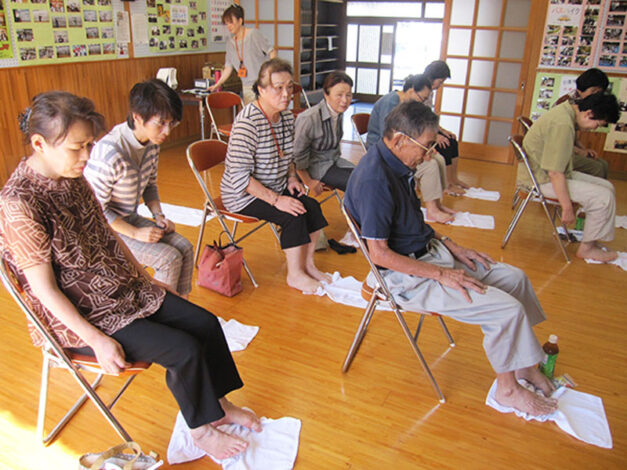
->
xmin=452 ymin=178 xmax=471 ymax=189
xmin=495 ymin=380 xmax=558 ymax=416
xmin=437 ymin=201 xmax=457 ymax=215
xmin=444 ymin=184 xmax=465 ymax=196
xmin=213 ymin=398 xmax=262 ymax=432
xmin=515 ymin=366 xmax=556 ymax=397
xmin=190 ymin=424 xmax=248 ymax=460
xmin=426 ymin=207 xmax=454 ymax=224
xmin=576 ymin=242 xmax=618 ymax=263
xmin=287 ymin=272 xmax=321 ymax=293
xmin=306 ymin=264 xmax=332 ymax=283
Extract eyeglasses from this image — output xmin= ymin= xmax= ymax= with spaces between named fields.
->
xmin=396 ymin=132 xmax=438 ymax=154
xmin=147 ymin=118 xmax=180 ymax=131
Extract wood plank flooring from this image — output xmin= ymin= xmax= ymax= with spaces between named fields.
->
xmin=0 ymin=141 xmax=625 ymax=469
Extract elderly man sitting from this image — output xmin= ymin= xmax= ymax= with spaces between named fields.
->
xmin=344 ymin=101 xmax=558 ymax=416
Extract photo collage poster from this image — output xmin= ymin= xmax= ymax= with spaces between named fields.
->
xmin=8 ymin=0 xmax=117 ymax=65
xmin=540 ymin=0 xmax=602 ymax=69
xmin=146 ymin=0 xmax=208 ymax=53
xmin=604 ymin=78 xmax=627 ymax=152
xmin=597 ymin=0 xmax=627 ymax=70
xmin=209 ymin=0 xmax=227 ymax=43
xmin=0 ymin=0 xmax=15 ymax=58
xmin=540 ymin=0 xmax=627 ymax=72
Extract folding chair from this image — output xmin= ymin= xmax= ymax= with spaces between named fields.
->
xmin=187 ymin=139 xmax=281 ymax=288
xmin=502 ymin=135 xmax=571 ymax=263
xmin=290 ymin=82 xmax=312 ymax=119
xmin=206 ymin=91 xmax=244 ymax=142
xmin=0 ymin=259 xmax=150 ymax=446
xmin=341 ymin=204 xmax=455 ymax=403
xmin=351 ymin=113 xmax=370 ymax=153
xmin=517 ymin=115 xmax=532 ymax=135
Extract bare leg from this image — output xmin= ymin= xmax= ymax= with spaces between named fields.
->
xmin=515 ymin=365 xmax=556 ymax=397
xmin=448 ymin=158 xmax=470 ymax=189
xmin=576 ymin=241 xmax=617 ymax=262
xmin=190 ymin=423 xmax=248 ymax=460
xmin=305 ymin=229 xmax=332 ymax=283
xmin=211 ymin=397 xmax=262 ymax=432
xmin=425 ymin=200 xmax=454 ymax=223
xmin=284 ymin=245 xmax=321 ymax=293
xmin=445 ymin=165 xmax=465 ymax=195
xmin=495 ymin=371 xmax=558 ymax=416
xmin=437 ymin=200 xmax=457 ymax=215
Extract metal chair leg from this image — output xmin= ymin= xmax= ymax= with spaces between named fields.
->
xmin=194 ymin=203 xmax=210 ymax=266
xmin=502 ymin=192 xmax=533 ymax=248
xmin=511 ymin=188 xmax=521 ymax=210
xmin=540 ymin=200 xmax=571 ymax=263
xmin=269 ymin=223 xmax=281 ymax=244
xmin=413 ymin=315 xmax=425 ymax=342
xmin=436 ymin=316 xmax=456 ymax=347
xmin=342 ymin=293 xmax=378 ymax=373
xmin=393 ymin=308 xmax=446 ymax=403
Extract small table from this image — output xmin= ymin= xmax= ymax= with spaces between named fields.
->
xmin=179 ymin=90 xmax=210 ymax=140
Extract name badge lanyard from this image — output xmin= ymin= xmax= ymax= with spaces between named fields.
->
xmin=257 ymin=100 xmax=285 ymax=158
xmin=235 ymin=30 xmax=247 ymax=76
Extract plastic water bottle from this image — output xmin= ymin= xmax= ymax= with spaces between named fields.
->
xmin=575 ymin=210 xmax=586 ymax=231
xmin=540 ymin=335 xmax=559 ymax=379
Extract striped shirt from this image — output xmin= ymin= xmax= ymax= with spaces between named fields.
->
xmin=84 ymin=122 xmax=160 ymax=223
xmin=221 ymin=102 xmax=294 ymax=212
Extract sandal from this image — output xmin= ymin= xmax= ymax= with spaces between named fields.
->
xmin=79 ymin=442 xmax=163 ymax=470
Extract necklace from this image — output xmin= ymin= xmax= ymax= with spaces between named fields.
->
xmin=256 ymin=99 xmax=285 ymax=158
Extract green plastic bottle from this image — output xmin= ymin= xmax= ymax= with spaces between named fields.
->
xmin=540 ymin=335 xmax=559 ymax=379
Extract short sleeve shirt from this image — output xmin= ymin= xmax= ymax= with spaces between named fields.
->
xmin=224 ymin=28 xmax=273 ymax=87
xmin=0 ymin=160 xmax=165 ymax=348
xmin=520 ymin=101 xmax=575 ymax=186
xmin=344 ymin=140 xmax=435 ymax=256
xmin=366 ymin=91 xmax=400 ymax=148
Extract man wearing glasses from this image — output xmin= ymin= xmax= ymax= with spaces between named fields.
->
xmin=85 ymin=79 xmax=194 ymax=297
xmin=345 ymin=101 xmax=558 ymax=417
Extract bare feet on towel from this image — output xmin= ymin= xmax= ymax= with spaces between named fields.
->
xmin=515 ymin=366 xmax=556 ymax=397
xmin=287 ymin=272 xmax=321 ymax=294
xmin=213 ymin=397 xmax=262 ymax=432
xmin=576 ymin=241 xmax=617 ymax=263
xmin=444 ymin=183 xmax=465 ymax=196
xmin=425 ymin=201 xmax=454 ymax=223
xmin=190 ymin=424 xmax=248 ymax=460
xmin=306 ymin=263 xmax=332 ymax=283
xmin=451 ymin=178 xmax=470 ymax=190
xmin=495 ymin=376 xmax=558 ymax=416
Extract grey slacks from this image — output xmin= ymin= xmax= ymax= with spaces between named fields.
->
xmin=369 ymin=240 xmax=545 ymax=373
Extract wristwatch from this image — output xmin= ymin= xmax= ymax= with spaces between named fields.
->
xmin=440 ymin=236 xmax=452 ymax=244
xmin=152 ymin=212 xmax=164 ymax=218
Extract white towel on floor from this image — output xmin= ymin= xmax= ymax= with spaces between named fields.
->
xmin=167 ymin=410 xmax=302 ymax=469
xmin=422 ymin=208 xmax=495 ymax=230
xmin=615 ymin=215 xmax=627 ymax=229
xmin=339 ymin=230 xmax=361 ymax=248
xmin=556 ymin=226 xmax=583 ymax=242
xmin=585 ymin=251 xmax=627 ymax=271
xmin=463 ymin=187 xmax=501 ymax=201
xmin=485 ymin=380 xmax=612 ymax=448
xmin=314 ymin=272 xmax=392 ymax=310
xmin=219 ymin=317 xmax=259 ymax=352
xmin=137 ymin=202 xmax=208 ymax=227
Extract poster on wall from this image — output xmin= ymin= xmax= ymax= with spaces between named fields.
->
xmin=0 ymin=0 xmax=15 ymax=59
xmin=209 ymin=0 xmax=227 ymax=43
xmin=7 ymin=0 xmax=119 ymax=65
xmin=529 ymin=72 xmax=577 ymax=121
xmin=597 ymin=0 xmax=627 ymax=70
xmin=604 ymin=78 xmax=627 ymax=152
xmin=145 ymin=0 xmax=208 ymax=53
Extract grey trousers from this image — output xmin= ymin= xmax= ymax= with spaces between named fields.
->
xmin=539 ymin=171 xmax=615 ymax=243
xmin=415 ymin=153 xmax=447 ymax=202
xmin=370 ymin=240 xmax=545 ymax=373
xmin=572 ymin=153 xmax=609 ymax=179
xmin=119 ymin=213 xmax=194 ymax=296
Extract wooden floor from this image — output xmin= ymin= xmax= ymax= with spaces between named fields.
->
xmin=0 ymin=141 xmax=625 ymax=469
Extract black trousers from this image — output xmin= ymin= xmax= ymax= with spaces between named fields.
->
xmin=320 ymin=164 xmax=353 ymax=192
xmin=72 ymin=293 xmax=243 ymax=428
xmin=437 ymin=131 xmax=459 ymax=166
xmin=238 ymin=190 xmax=328 ymax=249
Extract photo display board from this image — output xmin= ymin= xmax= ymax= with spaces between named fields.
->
xmin=7 ymin=0 xmax=119 ymax=65
xmin=144 ymin=0 xmax=209 ymax=53
xmin=540 ymin=0 xmax=627 ymax=73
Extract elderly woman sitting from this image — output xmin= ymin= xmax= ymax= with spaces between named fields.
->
xmin=221 ymin=58 xmax=329 ymax=293
xmin=0 ymin=91 xmax=259 ymax=461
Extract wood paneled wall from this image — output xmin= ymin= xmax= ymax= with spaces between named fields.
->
xmin=0 ymin=52 xmax=225 ymax=185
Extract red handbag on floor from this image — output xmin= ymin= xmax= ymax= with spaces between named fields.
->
xmin=197 ymin=240 xmax=243 ymax=297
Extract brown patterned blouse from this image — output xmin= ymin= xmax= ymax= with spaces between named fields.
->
xmin=0 ymin=160 xmax=165 ymax=348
